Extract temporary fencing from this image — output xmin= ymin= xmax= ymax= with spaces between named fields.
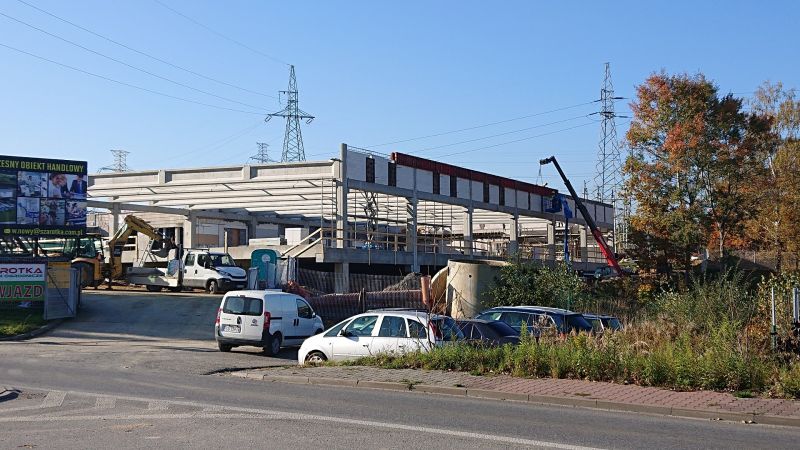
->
xmin=308 ymin=290 xmax=424 ymax=326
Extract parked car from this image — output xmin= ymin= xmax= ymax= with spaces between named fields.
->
xmin=215 ymin=290 xmax=324 ymax=355
xmin=475 ymin=306 xmax=593 ymax=336
xmin=455 ymin=319 xmax=520 ymax=346
xmin=298 ymin=310 xmax=463 ymax=364
xmin=582 ymin=313 xmax=624 ymax=333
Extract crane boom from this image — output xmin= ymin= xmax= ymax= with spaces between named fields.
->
xmin=539 ymin=156 xmax=624 ymax=277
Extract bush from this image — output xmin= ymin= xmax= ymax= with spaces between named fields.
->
xmin=483 ymin=260 xmax=588 ymax=310
xmin=777 ymin=362 xmax=800 ymax=398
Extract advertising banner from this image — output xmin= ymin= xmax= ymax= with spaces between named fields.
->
xmin=0 ymin=155 xmax=87 ymax=237
xmin=0 ymin=263 xmax=46 ymax=302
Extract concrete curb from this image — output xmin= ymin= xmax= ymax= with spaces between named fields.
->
xmin=233 ymin=370 xmax=800 ymax=428
xmin=0 ymin=319 xmax=64 ymax=342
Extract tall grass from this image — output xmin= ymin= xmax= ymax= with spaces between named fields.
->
xmin=351 ymin=269 xmax=800 ymax=397
xmin=354 ymin=320 xmax=773 ymax=393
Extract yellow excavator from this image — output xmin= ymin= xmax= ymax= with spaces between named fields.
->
xmin=63 ymin=215 xmax=173 ymax=289
xmin=104 ymin=215 xmax=175 ymax=288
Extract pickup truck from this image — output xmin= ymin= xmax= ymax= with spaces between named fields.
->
xmin=127 ymin=249 xmax=247 ymax=294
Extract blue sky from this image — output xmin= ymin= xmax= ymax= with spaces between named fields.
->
xmin=1 ymin=0 xmax=798 ymax=193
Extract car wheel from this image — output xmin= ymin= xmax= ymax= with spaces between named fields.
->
xmin=264 ymin=333 xmax=281 ymax=356
xmin=314 ymin=328 xmax=324 ymax=335
xmin=146 ymin=285 xmax=162 ymax=292
xmin=168 ymin=286 xmax=182 ymax=293
xmin=305 ymin=351 xmax=327 ymax=365
xmin=217 ymin=342 xmax=232 ymax=352
xmin=207 ymin=280 xmax=219 ymax=294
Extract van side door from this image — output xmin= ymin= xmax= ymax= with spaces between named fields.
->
xmin=289 ymin=297 xmax=317 ymax=344
xmin=183 ymin=253 xmax=198 ymax=287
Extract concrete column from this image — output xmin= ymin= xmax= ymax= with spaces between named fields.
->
xmin=183 ymin=212 xmax=197 ymax=249
xmin=579 ymin=225 xmax=588 ymax=264
xmin=110 ymin=203 xmax=121 ymax=237
xmin=336 ymin=143 xmax=349 ymax=249
xmin=463 ymin=206 xmax=473 ymax=257
xmin=546 ymin=220 xmax=556 ymax=262
xmin=247 ymin=216 xmax=259 ymax=243
xmin=334 ymin=262 xmax=350 ymax=293
xmin=508 ymin=214 xmax=519 ymax=257
xmin=408 ymin=198 xmax=419 ymax=272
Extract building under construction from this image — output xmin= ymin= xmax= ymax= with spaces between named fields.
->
xmin=87 ymin=145 xmax=615 ymax=292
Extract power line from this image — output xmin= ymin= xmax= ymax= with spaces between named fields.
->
xmin=16 ymin=0 xmax=278 ymax=100
xmin=364 ymin=100 xmax=599 ymax=148
xmin=0 ymin=10 xmax=268 ymax=111
xmin=408 ymin=114 xmax=591 ymax=155
xmin=152 ymin=0 xmax=289 ymax=66
xmin=100 ymin=149 xmax=130 ymax=172
xmin=266 ymin=65 xmax=314 ymax=162
xmin=434 ymin=121 xmax=600 ymax=159
xmin=0 ymin=41 xmax=265 ymax=115
xmin=249 ymin=142 xmax=274 ymax=164
xmin=158 ymin=121 xmax=264 ymax=165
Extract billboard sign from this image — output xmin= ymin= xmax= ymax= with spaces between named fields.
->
xmin=0 ymin=263 xmax=46 ymax=302
xmin=0 ymin=155 xmax=87 ymax=237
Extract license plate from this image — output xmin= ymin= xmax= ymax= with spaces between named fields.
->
xmin=223 ymin=325 xmax=240 ymax=333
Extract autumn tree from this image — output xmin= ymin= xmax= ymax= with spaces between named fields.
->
xmin=748 ymin=81 xmax=800 ymax=272
xmin=624 ymin=72 xmax=773 ymax=272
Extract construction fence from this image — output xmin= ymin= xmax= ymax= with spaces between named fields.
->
xmin=297 ymin=268 xmax=422 ymax=296
xmin=307 ymin=290 xmax=425 ymax=327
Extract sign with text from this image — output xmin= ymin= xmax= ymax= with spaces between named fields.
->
xmin=0 ymin=155 xmax=88 ymax=237
xmin=0 ymin=263 xmax=46 ymax=302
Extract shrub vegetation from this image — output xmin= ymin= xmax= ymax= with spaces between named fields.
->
xmin=351 ymin=265 xmax=800 ymax=398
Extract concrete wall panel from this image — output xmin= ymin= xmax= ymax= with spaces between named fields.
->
xmin=397 ymin=166 xmax=415 ymax=190
xmin=458 ymin=178 xmax=471 ymax=200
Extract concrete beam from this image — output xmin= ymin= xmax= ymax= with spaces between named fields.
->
xmin=346 ymin=179 xmax=606 ymax=227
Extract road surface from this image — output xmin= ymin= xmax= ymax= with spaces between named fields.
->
xmin=1 ymin=291 xmax=798 ymax=449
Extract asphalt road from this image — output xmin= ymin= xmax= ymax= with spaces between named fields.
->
xmin=1 ymin=291 xmax=799 ymax=449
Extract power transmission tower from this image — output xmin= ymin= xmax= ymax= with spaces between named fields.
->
xmin=101 ymin=149 xmax=130 ymax=172
xmin=249 ymin=142 xmax=273 ymax=164
xmin=593 ymin=63 xmax=626 ymax=252
xmin=265 ymin=65 xmax=314 ymax=162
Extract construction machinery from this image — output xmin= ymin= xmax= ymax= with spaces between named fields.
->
xmin=539 ymin=156 xmax=625 ymax=277
xmin=36 ymin=234 xmax=106 ymax=288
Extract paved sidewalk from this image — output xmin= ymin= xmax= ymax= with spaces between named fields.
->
xmin=229 ymin=365 xmax=800 ymax=427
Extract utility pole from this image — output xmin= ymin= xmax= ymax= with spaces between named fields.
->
xmin=101 ymin=149 xmax=130 ymax=172
xmin=249 ymin=142 xmax=273 ymax=164
xmin=593 ymin=63 xmax=627 ymax=252
xmin=266 ymin=65 xmax=314 ymax=162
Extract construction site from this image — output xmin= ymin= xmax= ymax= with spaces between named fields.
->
xmin=85 ymin=144 xmax=616 ymax=294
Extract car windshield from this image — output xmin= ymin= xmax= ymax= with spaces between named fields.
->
xmin=324 ymin=319 xmax=350 ymax=337
xmin=223 ymin=296 xmax=262 ymax=316
xmin=603 ymin=317 xmax=624 ymax=331
xmin=565 ymin=314 xmax=593 ymax=332
xmin=210 ymin=254 xmax=236 ymax=267
xmin=432 ymin=317 xmax=464 ymax=341
xmin=588 ymin=318 xmax=603 ymax=331
xmin=486 ymin=321 xmax=518 ymax=337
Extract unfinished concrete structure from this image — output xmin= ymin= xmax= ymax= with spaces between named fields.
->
xmin=88 ymin=144 xmax=615 ymax=292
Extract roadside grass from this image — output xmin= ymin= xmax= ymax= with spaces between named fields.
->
xmin=0 ymin=307 xmax=47 ymax=337
xmin=342 ymin=269 xmax=800 ymax=399
xmin=350 ymin=327 xmax=800 ymax=398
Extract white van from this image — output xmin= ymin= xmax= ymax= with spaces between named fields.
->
xmin=183 ymin=250 xmax=247 ymax=293
xmin=215 ymin=290 xmax=324 ymax=355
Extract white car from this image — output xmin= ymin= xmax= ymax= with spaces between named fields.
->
xmin=298 ymin=309 xmax=463 ymax=365
xmin=215 ymin=290 xmax=324 ymax=355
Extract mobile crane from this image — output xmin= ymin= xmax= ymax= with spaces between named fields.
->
xmin=539 ymin=156 xmax=625 ymax=277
